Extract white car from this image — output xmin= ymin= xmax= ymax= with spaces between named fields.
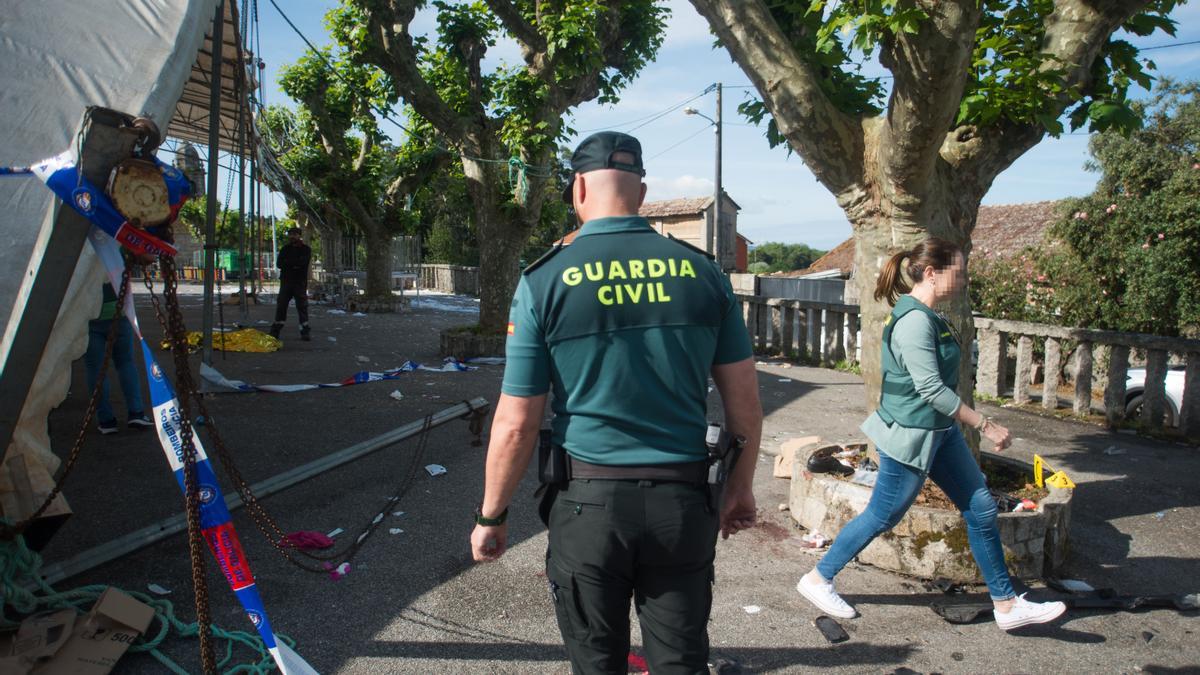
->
xmin=1125 ymin=367 xmax=1186 ymax=427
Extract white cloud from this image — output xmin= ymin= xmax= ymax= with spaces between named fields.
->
xmin=645 ymin=174 xmax=714 ymax=199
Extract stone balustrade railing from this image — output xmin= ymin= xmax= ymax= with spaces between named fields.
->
xmin=735 ymin=294 xmax=1199 ymax=438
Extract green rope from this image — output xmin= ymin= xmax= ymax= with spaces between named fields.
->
xmin=0 ymin=530 xmax=293 ymax=674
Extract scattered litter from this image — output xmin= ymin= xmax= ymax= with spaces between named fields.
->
xmin=328 ymin=562 xmax=351 ymax=581
xmin=1103 ymin=446 xmax=1126 ymax=456
xmin=389 ymin=389 xmax=404 ymax=401
xmin=425 ymin=464 xmax=447 ymax=477
xmin=352 ymin=312 xmax=367 ymax=317
xmin=1012 ymin=498 xmax=1038 ymax=513
xmin=1059 ymin=579 xmax=1096 ymax=593
xmin=800 ymin=532 xmax=828 ymax=548
xmin=393 ymin=511 xmax=405 ymax=517
xmin=255 ymin=320 xmax=270 ymax=325
xmin=389 ymin=528 xmax=404 ymax=535
xmin=281 ymin=531 xmax=335 ymax=550
xmin=147 ymin=583 xmax=172 ymax=595
xmin=328 ymin=309 xmax=346 ymax=315
xmin=778 ymin=503 xmax=790 ymax=512
xmin=372 ymin=513 xmax=385 ymax=525
xmin=1143 ymin=631 xmax=1156 ymax=643
xmin=356 ymin=531 xmax=369 ymax=544
xmin=848 ymin=468 xmax=878 ymax=487
xmin=326 ymin=527 xmax=345 ymax=538
xmin=781 ymin=363 xmax=792 ymax=369
xmin=929 ymin=577 xmax=964 ymax=594
xmin=778 ymin=378 xmax=790 ymax=382
xmin=814 ymin=615 xmax=849 ymax=643
xmin=742 ymin=605 xmax=762 ymax=614
xmin=833 ymin=448 xmax=858 ymax=459
xmin=356 ymin=355 xmax=370 ymax=363
xmin=1154 ymin=512 xmax=1166 ymax=519
xmin=327 ymin=336 xmax=337 ymax=342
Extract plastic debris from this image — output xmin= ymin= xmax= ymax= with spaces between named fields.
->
xmin=1154 ymin=512 xmax=1166 ymax=519
xmin=1103 ymin=446 xmax=1126 ymax=456
xmin=392 ymin=511 xmax=405 ymax=517
xmin=1012 ymin=499 xmax=1038 ymax=513
xmin=800 ymin=532 xmax=827 ymax=548
xmin=425 ymin=464 xmax=447 ymax=477
xmin=848 ymin=468 xmax=878 ymax=487
xmin=327 ymin=336 xmax=337 ymax=342
xmin=281 ymin=531 xmax=336 ymax=550
xmin=778 ymin=378 xmax=790 ymax=382
xmin=389 ymin=389 xmax=404 ymax=401
xmin=464 ymin=356 xmax=506 ymax=365
xmin=255 ymin=320 xmax=271 ymax=325
xmin=743 ymin=605 xmax=762 ymax=614
xmin=326 ymin=527 xmax=345 ymax=538
xmin=778 ymin=503 xmax=790 ymax=512
xmin=328 ymin=309 xmax=346 ymax=315
xmin=372 ymin=513 xmax=385 ymax=525
xmin=356 ymin=355 xmax=370 ymax=363
xmin=327 ymin=562 xmax=351 ymax=581
xmin=389 ymin=528 xmax=404 ymax=535
xmin=147 ymin=583 xmax=172 ymax=595
xmin=352 ymin=312 xmax=367 ymax=317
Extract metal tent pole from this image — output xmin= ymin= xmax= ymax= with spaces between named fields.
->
xmin=201 ymin=0 xmax=226 ymax=366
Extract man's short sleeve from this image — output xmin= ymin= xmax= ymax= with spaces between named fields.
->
xmin=712 ymin=276 xmax=753 ymax=365
xmin=501 ymin=277 xmax=551 ymax=396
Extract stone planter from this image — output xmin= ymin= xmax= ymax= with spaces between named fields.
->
xmin=789 ymin=446 xmax=1072 ymax=582
xmin=440 ymin=328 xmax=505 ymax=360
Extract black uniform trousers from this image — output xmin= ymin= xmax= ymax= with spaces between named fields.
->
xmin=273 ymin=279 xmax=309 ymax=328
xmin=546 ymin=478 xmax=719 ymax=675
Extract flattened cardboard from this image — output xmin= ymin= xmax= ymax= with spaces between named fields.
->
xmin=0 ymin=609 xmax=76 ymax=675
xmin=31 ymin=587 xmax=154 ymax=675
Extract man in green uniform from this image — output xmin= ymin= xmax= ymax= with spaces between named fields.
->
xmin=470 ymin=131 xmax=762 ymax=673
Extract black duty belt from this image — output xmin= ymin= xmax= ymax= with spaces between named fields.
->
xmin=567 ymin=456 xmax=708 ymax=483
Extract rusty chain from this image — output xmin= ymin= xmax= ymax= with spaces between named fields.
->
xmin=0 ymin=268 xmax=133 ymax=541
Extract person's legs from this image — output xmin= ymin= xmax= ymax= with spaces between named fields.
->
xmin=799 ymin=453 xmax=926 ymax=617
xmin=926 ymin=428 xmax=1015 ymax=601
xmin=926 ymin=428 xmax=1066 ymax=629
xmin=634 ymin=481 xmax=719 ymax=675
xmin=546 ymin=479 xmax=636 ymax=675
xmin=110 ymin=318 xmax=146 ymax=417
xmin=83 ymin=320 xmax=116 ymax=426
xmin=814 ymin=453 xmax=925 ymax=580
xmin=296 ymin=282 xmax=310 ymax=337
xmin=271 ymin=282 xmax=293 ymax=337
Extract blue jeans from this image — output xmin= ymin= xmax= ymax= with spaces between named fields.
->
xmin=816 ymin=427 xmax=1016 ymax=600
xmin=84 ymin=318 xmax=145 ymax=425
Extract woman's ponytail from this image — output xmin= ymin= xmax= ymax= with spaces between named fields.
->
xmin=874 ymin=249 xmax=912 ymax=305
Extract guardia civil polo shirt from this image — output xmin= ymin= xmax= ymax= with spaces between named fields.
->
xmin=502 ymin=216 xmax=752 ymax=466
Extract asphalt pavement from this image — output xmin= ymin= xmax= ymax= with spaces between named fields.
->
xmin=37 ymin=284 xmax=1200 ymax=673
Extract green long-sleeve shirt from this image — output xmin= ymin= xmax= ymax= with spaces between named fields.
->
xmin=861 ymin=308 xmax=962 ymax=472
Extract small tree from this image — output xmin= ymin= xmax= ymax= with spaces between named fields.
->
xmin=330 ymin=0 xmax=668 ymax=331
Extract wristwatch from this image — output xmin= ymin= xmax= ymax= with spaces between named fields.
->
xmin=475 ymin=505 xmax=508 ymax=526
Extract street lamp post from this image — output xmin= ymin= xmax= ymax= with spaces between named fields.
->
xmin=684 ymin=82 xmax=723 ymax=269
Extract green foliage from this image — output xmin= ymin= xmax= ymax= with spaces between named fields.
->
xmin=747 ymin=261 xmax=770 ymax=274
xmin=969 ymin=81 xmax=1200 ymax=338
xmin=748 ymin=242 xmax=826 ymax=273
xmin=741 ymin=0 xmax=1179 ymax=143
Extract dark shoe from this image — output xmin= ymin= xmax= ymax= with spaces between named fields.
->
xmin=269 ymin=324 xmax=282 ymax=339
xmin=127 ymin=414 xmax=154 ymax=430
xmin=98 ymin=419 xmax=119 ymax=435
xmin=300 ymin=327 xmax=312 ymax=342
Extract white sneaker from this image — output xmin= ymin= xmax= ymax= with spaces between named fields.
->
xmin=796 ymin=570 xmax=856 ymax=619
xmin=993 ymin=593 xmax=1067 ymax=630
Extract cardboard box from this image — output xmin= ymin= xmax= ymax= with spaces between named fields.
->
xmin=0 ymin=588 xmax=156 ymax=675
xmin=773 ymin=435 xmax=821 ymax=479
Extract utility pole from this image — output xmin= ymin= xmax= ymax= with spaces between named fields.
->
xmin=714 ymin=82 xmax=723 ymax=270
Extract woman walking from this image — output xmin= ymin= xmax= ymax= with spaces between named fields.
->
xmin=796 ymin=238 xmax=1066 ymax=631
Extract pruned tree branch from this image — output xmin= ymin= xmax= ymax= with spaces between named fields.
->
xmin=689 ymin=0 xmax=865 ymax=195
xmin=485 ymin=0 xmax=546 ymax=54
xmin=879 ymin=0 xmax=981 ymax=207
xmin=358 ymin=0 xmax=470 ymax=143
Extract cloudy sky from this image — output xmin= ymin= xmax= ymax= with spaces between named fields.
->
xmin=250 ymin=0 xmax=1200 ymax=250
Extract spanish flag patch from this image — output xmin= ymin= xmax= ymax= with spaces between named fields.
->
xmin=507 ymin=322 xmax=515 ymax=335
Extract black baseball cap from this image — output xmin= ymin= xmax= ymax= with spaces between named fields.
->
xmin=287 ymin=226 xmax=302 ymax=235
xmin=562 ymin=131 xmax=646 ymax=204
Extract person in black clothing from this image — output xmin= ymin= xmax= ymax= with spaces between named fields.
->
xmin=270 ymin=227 xmax=312 ymax=341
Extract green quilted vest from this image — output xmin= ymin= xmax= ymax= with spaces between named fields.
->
xmin=876 ymin=295 xmax=961 ymax=429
